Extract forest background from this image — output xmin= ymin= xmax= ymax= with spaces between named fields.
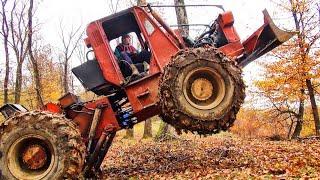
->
xmin=0 ymin=0 xmax=319 ymax=140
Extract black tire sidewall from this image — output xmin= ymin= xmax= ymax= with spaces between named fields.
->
xmin=0 ymin=113 xmax=84 ymax=180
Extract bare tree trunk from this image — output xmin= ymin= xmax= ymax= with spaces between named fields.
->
xmin=124 ymin=128 xmax=134 ymax=139
xmin=289 ymin=0 xmax=307 ymax=139
xmin=306 ymin=79 xmax=320 ymax=135
xmin=1 ymin=0 xmax=10 ymax=104
xmin=27 ymin=0 xmax=43 ymax=107
xmin=174 ymin=0 xmax=189 ymax=36
xmin=153 ymin=0 xmax=190 ymax=140
xmin=137 ymin=0 xmax=147 ymax=6
xmin=143 ymin=119 xmax=153 ymax=138
xmin=292 ymin=93 xmax=305 ymax=139
xmin=155 ymin=121 xmax=169 ymax=138
xmin=14 ymin=63 xmax=22 ymax=103
xmin=63 ymin=60 xmax=69 ymax=94
xmin=136 ymin=0 xmax=153 ymax=139
xmin=31 ymin=59 xmax=43 ymax=106
xmin=291 ymin=116 xmax=303 ymax=139
xmin=58 ymin=61 xmax=64 ymax=95
xmin=58 ymin=20 xmax=82 ymax=94
xmin=9 ymin=0 xmax=28 ymax=104
xmin=287 ymin=117 xmax=294 ymax=139
xmin=143 ymin=115 xmax=152 ymax=139
xmin=318 ymin=3 xmax=320 ymax=24
xmin=3 ymin=42 xmax=9 ymax=104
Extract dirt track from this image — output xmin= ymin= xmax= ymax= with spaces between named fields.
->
xmin=102 ymin=135 xmax=320 ymax=179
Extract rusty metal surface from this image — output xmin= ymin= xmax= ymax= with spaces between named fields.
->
xmin=84 ymin=130 xmax=107 ymax=174
xmin=73 ymin=112 xmax=93 ymax=137
xmin=215 ymin=11 xmax=245 ymax=58
xmin=94 ymin=131 xmax=116 ymax=170
xmin=58 ymin=93 xmax=80 ymax=108
xmin=84 ymin=127 xmax=116 ymax=176
xmin=87 ymin=107 xmax=103 ymax=152
xmin=84 ymin=98 xmax=121 ymax=138
xmin=22 ymin=144 xmax=47 ymax=170
xmin=191 ymin=78 xmax=213 ymax=101
xmin=218 ymin=42 xmax=244 ymax=58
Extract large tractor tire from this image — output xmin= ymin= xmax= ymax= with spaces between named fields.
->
xmin=159 ymin=47 xmax=245 ymax=135
xmin=0 ymin=112 xmax=86 ymax=180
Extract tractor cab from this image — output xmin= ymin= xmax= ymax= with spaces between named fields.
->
xmin=102 ymin=12 xmax=152 ymax=78
xmin=72 ymin=6 xmax=180 ymax=96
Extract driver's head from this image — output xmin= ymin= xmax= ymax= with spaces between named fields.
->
xmin=121 ymin=34 xmax=131 ymax=45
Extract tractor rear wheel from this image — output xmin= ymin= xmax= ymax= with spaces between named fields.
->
xmin=0 ymin=112 xmax=86 ymax=180
xmin=159 ymin=47 xmax=245 ymax=135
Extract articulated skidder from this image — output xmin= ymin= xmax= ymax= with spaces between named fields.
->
xmin=0 ymin=4 xmax=295 ymax=179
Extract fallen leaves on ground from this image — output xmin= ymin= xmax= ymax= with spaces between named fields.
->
xmin=102 ymin=135 xmax=320 ymax=179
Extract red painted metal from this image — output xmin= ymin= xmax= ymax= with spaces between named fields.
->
xmin=217 ymin=11 xmax=241 ymax=43
xmin=58 ymin=93 xmax=79 ymax=108
xmin=85 ymin=7 xmax=181 ymax=87
xmin=122 ymin=7 xmax=181 ymax=118
xmin=216 ymin=11 xmax=244 ymax=58
xmin=242 ymin=17 xmax=269 ymax=56
xmin=81 ymin=6 xmax=181 ymax=123
xmin=73 ymin=111 xmax=93 ymax=137
xmin=39 ymin=6 xmax=294 ymax=144
xmin=86 ymin=22 xmax=124 ymax=86
xmin=42 ymin=96 xmax=120 ymax=139
xmin=133 ymin=7 xmax=180 ymax=73
xmin=84 ymin=97 xmax=120 ymax=139
xmin=218 ymin=42 xmax=244 ymax=58
xmin=125 ymin=74 xmax=161 ymax=122
xmin=75 ymin=6 xmax=287 ymax=138
xmin=238 ymin=10 xmax=296 ymax=67
xmin=42 ymin=102 xmax=62 ymax=114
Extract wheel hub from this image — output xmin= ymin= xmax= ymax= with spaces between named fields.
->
xmin=22 ymin=144 xmax=48 ymax=170
xmin=7 ymin=135 xmax=54 ymax=180
xmin=183 ymin=67 xmax=226 ymax=110
xmin=191 ymin=78 xmax=213 ymax=101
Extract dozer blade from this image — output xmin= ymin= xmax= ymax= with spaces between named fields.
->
xmin=238 ymin=9 xmax=297 ymax=67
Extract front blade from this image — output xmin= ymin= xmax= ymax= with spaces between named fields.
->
xmin=238 ymin=9 xmax=297 ymax=67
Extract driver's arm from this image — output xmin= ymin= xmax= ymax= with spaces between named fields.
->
xmin=114 ymin=48 xmax=122 ymax=60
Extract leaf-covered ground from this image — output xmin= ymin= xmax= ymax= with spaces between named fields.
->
xmin=102 ymin=134 xmax=320 ymax=179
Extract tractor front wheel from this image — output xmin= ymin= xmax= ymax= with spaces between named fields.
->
xmin=0 ymin=112 xmax=86 ymax=180
xmin=159 ymin=47 xmax=245 ymax=135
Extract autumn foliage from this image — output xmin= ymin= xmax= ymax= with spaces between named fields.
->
xmin=240 ymin=0 xmax=320 ymax=139
xmin=0 ymin=0 xmax=319 ymax=179
xmin=102 ymin=135 xmax=320 ymax=179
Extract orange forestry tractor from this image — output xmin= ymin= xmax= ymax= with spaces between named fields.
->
xmin=0 ymin=4 xmax=295 ymax=179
